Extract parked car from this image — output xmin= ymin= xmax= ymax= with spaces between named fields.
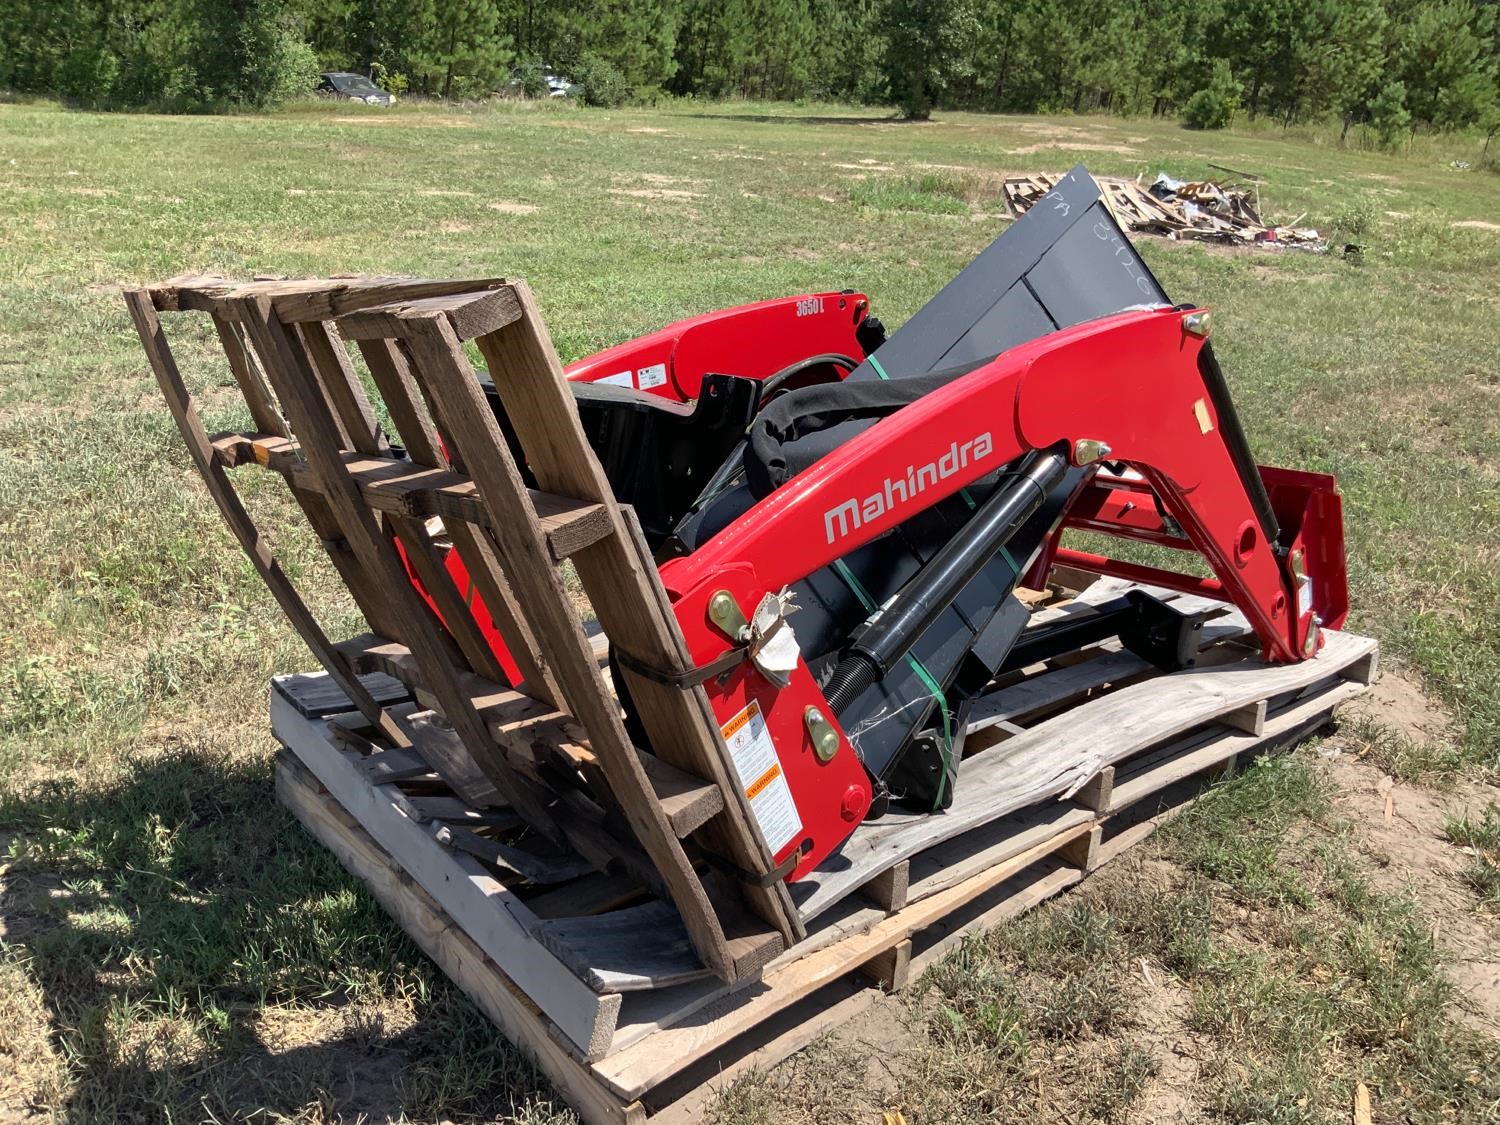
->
xmin=506 ymin=65 xmax=579 ymax=99
xmin=317 ymin=72 xmax=395 ymax=106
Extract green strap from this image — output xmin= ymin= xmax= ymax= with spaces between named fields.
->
xmin=831 ymin=559 xmax=955 ymax=810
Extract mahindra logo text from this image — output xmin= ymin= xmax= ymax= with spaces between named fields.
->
xmin=823 ymin=433 xmax=994 ymax=545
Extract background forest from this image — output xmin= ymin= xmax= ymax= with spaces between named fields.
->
xmin=1 ymin=0 xmax=1498 ymax=144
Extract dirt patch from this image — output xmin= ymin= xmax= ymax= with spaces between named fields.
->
xmin=488 ymin=200 xmax=537 ymax=214
xmin=1008 ymin=141 xmax=1139 ymax=156
xmin=1453 ymin=220 xmax=1500 ymax=232
xmin=626 ymin=126 xmax=671 ymax=134
xmin=832 ymin=162 xmax=895 ymax=173
xmin=329 ymin=115 xmax=472 ymax=128
xmin=439 ymin=220 xmax=473 ymax=233
xmin=609 ymin=187 xmax=703 ymax=201
xmin=1345 ymin=667 xmax=1455 ymax=743
xmin=415 ymin=188 xmax=476 ymax=198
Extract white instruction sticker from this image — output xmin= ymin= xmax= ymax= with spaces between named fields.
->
xmin=599 ymin=369 xmax=634 ymax=388
xmin=720 ymin=699 xmax=802 ymax=855
xmin=636 ymin=362 xmax=668 ymax=390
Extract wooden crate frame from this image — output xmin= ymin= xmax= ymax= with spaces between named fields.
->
xmin=272 ymin=605 xmax=1375 ymax=1123
xmin=269 ymin=570 xmax=1376 ymax=1120
xmin=127 ymin=275 xmax=801 ymax=987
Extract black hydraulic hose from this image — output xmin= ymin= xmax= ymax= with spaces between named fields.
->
xmin=823 ymin=448 xmax=1071 ymax=713
xmin=1197 ymin=341 xmax=1281 ymax=546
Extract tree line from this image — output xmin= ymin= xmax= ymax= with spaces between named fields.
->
xmin=1 ymin=0 xmax=1496 ymax=142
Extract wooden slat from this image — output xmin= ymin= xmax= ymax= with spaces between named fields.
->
xmin=270 ymin=714 xmax=624 ymax=1061
xmin=233 ymin=293 xmax=562 ymax=841
xmin=353 ymin=335 xmax=563 ymax=703
xmin=210 ymin=434 xmax=613 ymax=560
xmin=210 ymin=314 xmax=288 ymax=437
xmin=338 ymin=289 xmax=524 ymax=341
xmin=337 ymin=634 xmax=726 ymax=840
xmin=122 ymin=288 xmax=407 ymax=747
xmin=296 ymin=319 xmax=389 ymax=454
xmin=395 ymin=313 xmax=743 ymax=982
xmin=356 ymin=337 xmax=443 ymax=460
xmin=471 ymin=281 xmax=803 ymax=954
xmin=160 ymin=276 xmax=512 ymax=324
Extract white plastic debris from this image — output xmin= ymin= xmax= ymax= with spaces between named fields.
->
xmin=748 ymin=588 xmax=801 ymax=688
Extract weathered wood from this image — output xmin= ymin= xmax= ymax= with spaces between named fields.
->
xmin=276 ymin=669 xmax=410 ymax=719
xmin=332 ymin=645 xmax=723 ymax=837
xmin=400 ymin=313 xmax=739 ymax=981
xmin=123 ymin=288 xmax=405 ymax=745
xmin=210 ymin=433 xmax=613 ymax=560
xmin=338 ymin=288 xmax=524 ymax=341
xmin=438 ymin=824 xmax=595 ymax=884
xmin=857 ymin=861 xmax=909 ymax=913
xmin=271 ymin=693 xmax=621 ymax=1057
xmin=858 ymin=938 xmax=912 ymax=990
xmin=1073 ymin=765 xmax=1115 ymax=813
xmin=592 ymin=821 xmax=1096 ymax=1100
xmin=237 ymin=294 xmax=562 ymax=841
xmin=474 ymin=283 xmax=802 ymax=951
xmin=526 ymin=873 xmax=646 ymax=921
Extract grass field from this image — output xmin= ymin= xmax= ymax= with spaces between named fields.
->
xmin=1 ymin=97 xmax=1497 ymax=1122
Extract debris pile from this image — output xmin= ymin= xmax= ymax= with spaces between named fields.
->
xmin=1003 ymin=171 xmax=1324 ymax=250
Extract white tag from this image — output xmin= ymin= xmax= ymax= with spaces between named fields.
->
xmin=720 ymin=699 xmax=802 ymax=854
xmin=599 ymin=369 xmax=634 ymax=388
xmin=1298 ymin=575 xmax=1313 ymax=615
xmin=636 ymin=362 xmax=667 ymax=390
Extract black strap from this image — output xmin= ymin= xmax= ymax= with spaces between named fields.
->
xmin=612 ymin=644 xmax=747 ymax=689
xmin=701 ymin=847 xmax=800 ymax=888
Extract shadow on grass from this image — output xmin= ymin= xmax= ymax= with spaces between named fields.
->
xmin=0 ymin=744 xmax=571 ymax=1123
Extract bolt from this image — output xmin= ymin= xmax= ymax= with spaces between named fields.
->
xmin=1183 ymin=310 xmax=1212 ymax=338
xmin=1073 ymin=439 xmax=1112 ymax=466
xmin=804 ymin=706 xmax=841 ymax=762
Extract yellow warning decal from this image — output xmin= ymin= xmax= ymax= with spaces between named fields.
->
xmin=745 ymin=762 xmax=783 ymax=801
xmin=720 ymin=708 xmax=751 ymax=740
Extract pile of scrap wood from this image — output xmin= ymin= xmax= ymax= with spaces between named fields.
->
xmin=1003 ymin=171 xmax=1324 ymax=249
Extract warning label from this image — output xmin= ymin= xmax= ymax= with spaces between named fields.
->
xmin=636 ymin=362 xmax=668 ymax=390
xmin=720 ymin=699 xmax=802 ymax=855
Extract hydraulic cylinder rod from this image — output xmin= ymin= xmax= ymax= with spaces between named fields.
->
xmin=823 ymin=448 xmax=1070 ymax=713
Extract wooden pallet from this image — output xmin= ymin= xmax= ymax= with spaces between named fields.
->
xmin=270 ymin=575 xmax=1376 ymax=1122
xmin=128 ymin=275 xmax=800 ymax=987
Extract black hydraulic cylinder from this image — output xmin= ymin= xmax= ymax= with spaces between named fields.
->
xmin=1197 ymin=341 xmax=1280 ymax=546
xmin=823 ymin=449 xmax=1070 ymax=713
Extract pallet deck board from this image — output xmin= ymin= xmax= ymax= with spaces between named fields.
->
xmin=270 ymin=592 xmax=1375 ymax=1123
xmin=792 ymin=627 xmax=1376 ymax=922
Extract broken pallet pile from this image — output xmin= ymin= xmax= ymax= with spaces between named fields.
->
xmin=1003 ymin=172 xmax=1318 ymax=247
xmin=270 ymin=573 xmax=1375 ymax=1124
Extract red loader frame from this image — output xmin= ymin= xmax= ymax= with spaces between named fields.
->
xmin=419 ymin=299 xmax=1347 ymax=881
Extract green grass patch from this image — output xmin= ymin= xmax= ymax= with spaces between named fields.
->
xmin=2 ymin=96 xmax=1500 ymax=1118
xmin=1444 ymin=803 xmax=1500 ymax=907
xmin=847 ymin=172 xmax=972 ymax=214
